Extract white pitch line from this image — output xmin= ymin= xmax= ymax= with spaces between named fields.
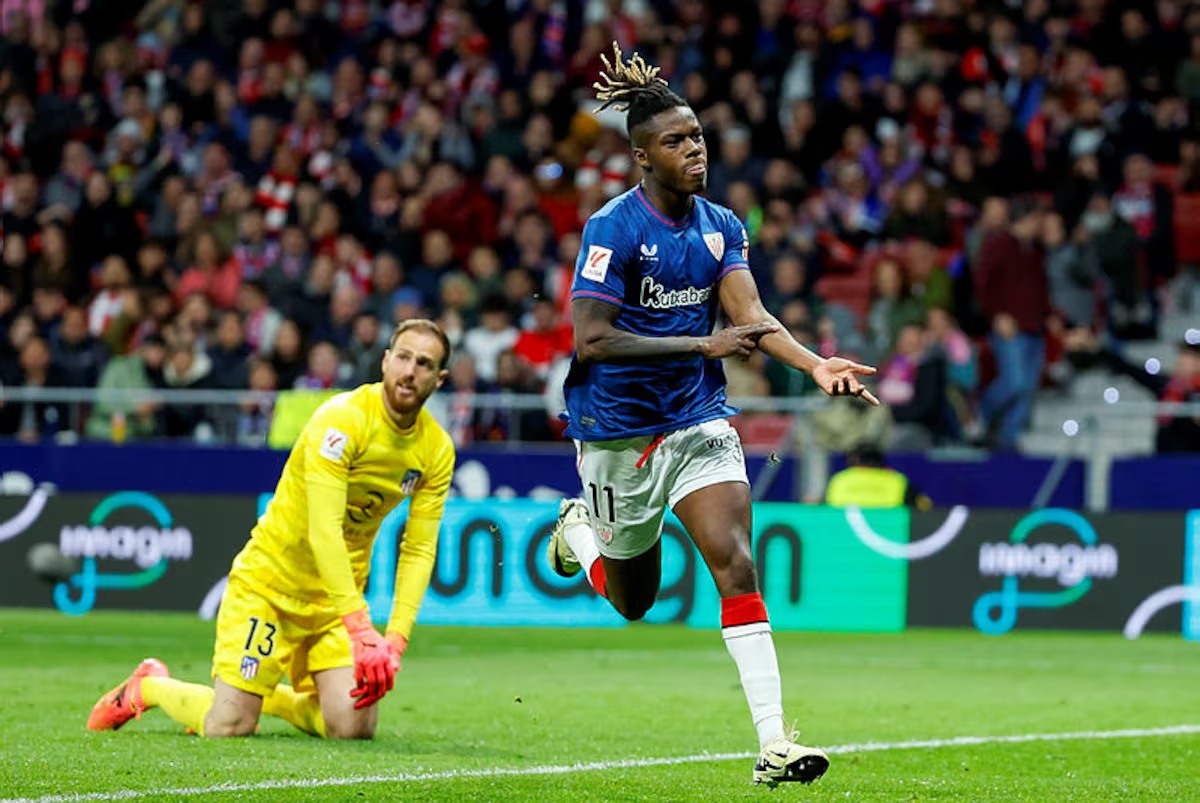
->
xmin=5 ymin=724 xmax=1200 ymax=803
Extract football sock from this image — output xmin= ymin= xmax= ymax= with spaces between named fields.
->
xmin=262 ymin=686 xmax=327 ymax=737
xmin=721 ymin=592 xmax=786 ymax=748
xmin=563 ymin=515 xmax=607 ymax=598
xmin=140 ymin=677 xmax=213 ymax=737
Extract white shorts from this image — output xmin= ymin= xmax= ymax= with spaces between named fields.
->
xmin=573 ymin=418 xmax=749 ymax=560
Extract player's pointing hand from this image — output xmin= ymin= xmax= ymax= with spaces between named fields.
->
xmin=812 ymin=357 xmax=880 ymax=406
xmin=702 ymin=322 xmax=779 ymax=360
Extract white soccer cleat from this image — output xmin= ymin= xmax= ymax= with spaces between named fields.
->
xmin=546 ymin=498 xmax=589 ymax=578
xmin=752 ymin=737 xmax=830 ymax=787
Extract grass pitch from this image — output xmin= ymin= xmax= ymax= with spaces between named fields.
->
xmin=0 ymin=609 xmax=1197 ymax=801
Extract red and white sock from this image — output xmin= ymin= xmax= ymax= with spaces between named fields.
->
xmin=562 ymin=517 xmax=607 ymax=598
xmin=721 ymin=592 xmax=786 ymax=748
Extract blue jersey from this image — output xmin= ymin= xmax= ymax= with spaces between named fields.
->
xmin=563 ymin=186 xmax=751 ymax=441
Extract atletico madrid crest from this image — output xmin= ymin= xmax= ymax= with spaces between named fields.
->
xmin=400 ymin=469 xmax=422 ymax=495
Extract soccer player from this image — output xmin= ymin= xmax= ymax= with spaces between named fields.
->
xmin=87 ymin=319 xmax=456 ymax=739
xmin=547 ymin=45 xmax=880 ymax=786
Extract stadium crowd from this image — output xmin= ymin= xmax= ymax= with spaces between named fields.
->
xmin=1 ymin=0 xmax=1199 ymax=452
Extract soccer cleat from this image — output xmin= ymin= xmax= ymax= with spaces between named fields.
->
xmin=752 ymin=737 xmax=830 ymax=787
xmin=86 ymin=658 xmax=170 ymax=731
xmin=546 ymin=497 xmax=589 ymax=578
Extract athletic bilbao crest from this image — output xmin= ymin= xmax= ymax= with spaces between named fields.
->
xmin=703 ymin=232 xmax=724 ymax=261
xmin=400 ymin=469 xmax=422 ymax=495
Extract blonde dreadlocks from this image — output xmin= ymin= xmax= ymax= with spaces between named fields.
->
xmin=592 ymin=42 xmax=688 ymax=140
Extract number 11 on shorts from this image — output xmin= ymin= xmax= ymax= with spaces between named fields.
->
xmin=587 ymin=482 xmax=615 ymax=523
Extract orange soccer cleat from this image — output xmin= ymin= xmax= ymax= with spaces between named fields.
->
xmin=86 ymin=658 xmax=170 ymax=731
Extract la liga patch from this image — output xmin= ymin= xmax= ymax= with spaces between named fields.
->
xmin=319 ymin=427 xmax=349 ymax=461
xmin=581 ymin=245 xmax=613 ymax=282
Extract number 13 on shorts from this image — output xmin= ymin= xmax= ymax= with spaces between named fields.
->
xmin=244 ymin=616 xmax=278 ymax=657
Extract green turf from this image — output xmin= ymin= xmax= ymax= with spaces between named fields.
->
xmin=0 ymin=609 xmax=1197 ymax=801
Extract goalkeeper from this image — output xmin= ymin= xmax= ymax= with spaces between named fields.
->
xmin=87 ymin=320 xmax=456 ymax=739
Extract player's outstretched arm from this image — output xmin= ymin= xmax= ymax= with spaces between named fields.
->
xmin=573 ymin=297 xmax=777 ymax=363
xmin=718 ymin=270 xmax=880 ymax=405
xmin=385 ymin=438 xmax=455 ymax=660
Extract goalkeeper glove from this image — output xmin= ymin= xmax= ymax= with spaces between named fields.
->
xmin=385 ymin=631 xmax=408 ymax=668
xmin=342 ymin=609 xmax=400 ymax=710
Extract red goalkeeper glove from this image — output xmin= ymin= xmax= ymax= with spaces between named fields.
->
xmin=385 ymin=631 xmax=408 ymax=664
xmin=342 ymin=609 xmax=400 ymax=709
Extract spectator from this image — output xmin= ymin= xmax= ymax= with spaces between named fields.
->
xmin=866 ymin=133 xmax=922 ymax=208
xmin=236 ymin=279 xmax=283 ymax=358
xmin=51 ymin=305 xmax=108 ymax=388
xmin=1067 ymin=331 xmax=1200 ymax=453
xmin=512 ymin=297 xmax=573 ymax=381
xmin=438 ymin=270 xmax=480 ymax=327
xmin=2 ymin=233 xmax=34 ymax=309
xmin=269 ymin=317 xmax=307 ymax=390
xmin=285 ymin=252 xmax=335 ymax=336
xmin=0 ymin=335 xmax=69 ymax=442
xmin=1112 ymin=153 xmax=1175 ymax=305
xmin=31 ymin=223 xmax=72 ymax=301
xmin=87 ymin=255 xmax=133 ymax=339
xmin=1043 ymin=211 xmax=1101 ymax=330
xmin=71 ymin=172 xmax=140 ymax=279
xmin=0 ymin=310 xmax=37 ymax=375
xmin=707 ymin=124 xmax=766 ymax=205
xmin=229 ymin=207 xmax=279 ymax=281
xmin=233 ymin=355 xmax=278 ymax=447
xmin=762 ymin=252 xmax=812 ymax=313
xmin=462 ymin=293 xmax=519 ymax=384
xmin=1082 ymin=193 xmax=1145 ymax=339
xmin=42 ymin=140 xmax=94 ymax=219
xmin=84 ymin=332 xmax=167 ymax=442
xmin=134 ymin=239 xmax=173 ymax=295
xmin=407 ymin=229 xmax=456 ymax=309
xmin=312 ymin=282 xmax=363 ymax=348
xmin=926 ymin=307 xmax=978 ymax=428
xmin=174 ymin=230 xmax=240 ymax=310
xmin=160 ymin=338 xmax=214 ymax=439
xmin=442 ymin=352 xmax=487 ymax=447
xmin=475 ymin=349 xmax=554 ymax=442
xmin=344 ymin=312 xmax=386 ymax=386
xmin=975 ymin=198 xmax=1051 ymax=451
xmin=1 ymin=172 xmax=40 ymax=240
xmin=867 ymin=256 xmax=926 ymax=361
xmin=207 ymin=310 xmax=252 ymax=389
xmin=905 ymin=241 xmax=954 ymax=314
xmin=294 ymin=339 xmax=347 ymax=390
xmin=261 ymin=225 xmax=311 ymax=309
xmin=174 ymin=291 xmax=215 ymax=352
xmin=876 ymin=323 xmax=951 ymax=450
xmin=883 ymin=180 xmax=950 ymax=246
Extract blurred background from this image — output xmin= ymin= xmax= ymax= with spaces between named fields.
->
xmin=0 ymin=0 xmax=1198 ymax=537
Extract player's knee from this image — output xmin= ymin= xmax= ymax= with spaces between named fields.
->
xmin=612 ymin=593 xmax=655 ymax=621
xmin=616 ymin=602 xmax=650 ymax=621
xmin=325 ymin=719 xmax=376 ymax=740
xmin=204 ymin=712 xmax=259 ymax=738
xmin=715 ymin=545 xmax=758 ymax=597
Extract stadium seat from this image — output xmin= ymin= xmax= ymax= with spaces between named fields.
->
xmin=731 ymin=413 xmax=794 ymax=452
xmin=815 ymin=271 xmax=874 ymax=321
xmin=1172 ymin=194 xmax=1200 ymax=266
xmin=1155 ymin=164 xmax=1180 ymax=190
